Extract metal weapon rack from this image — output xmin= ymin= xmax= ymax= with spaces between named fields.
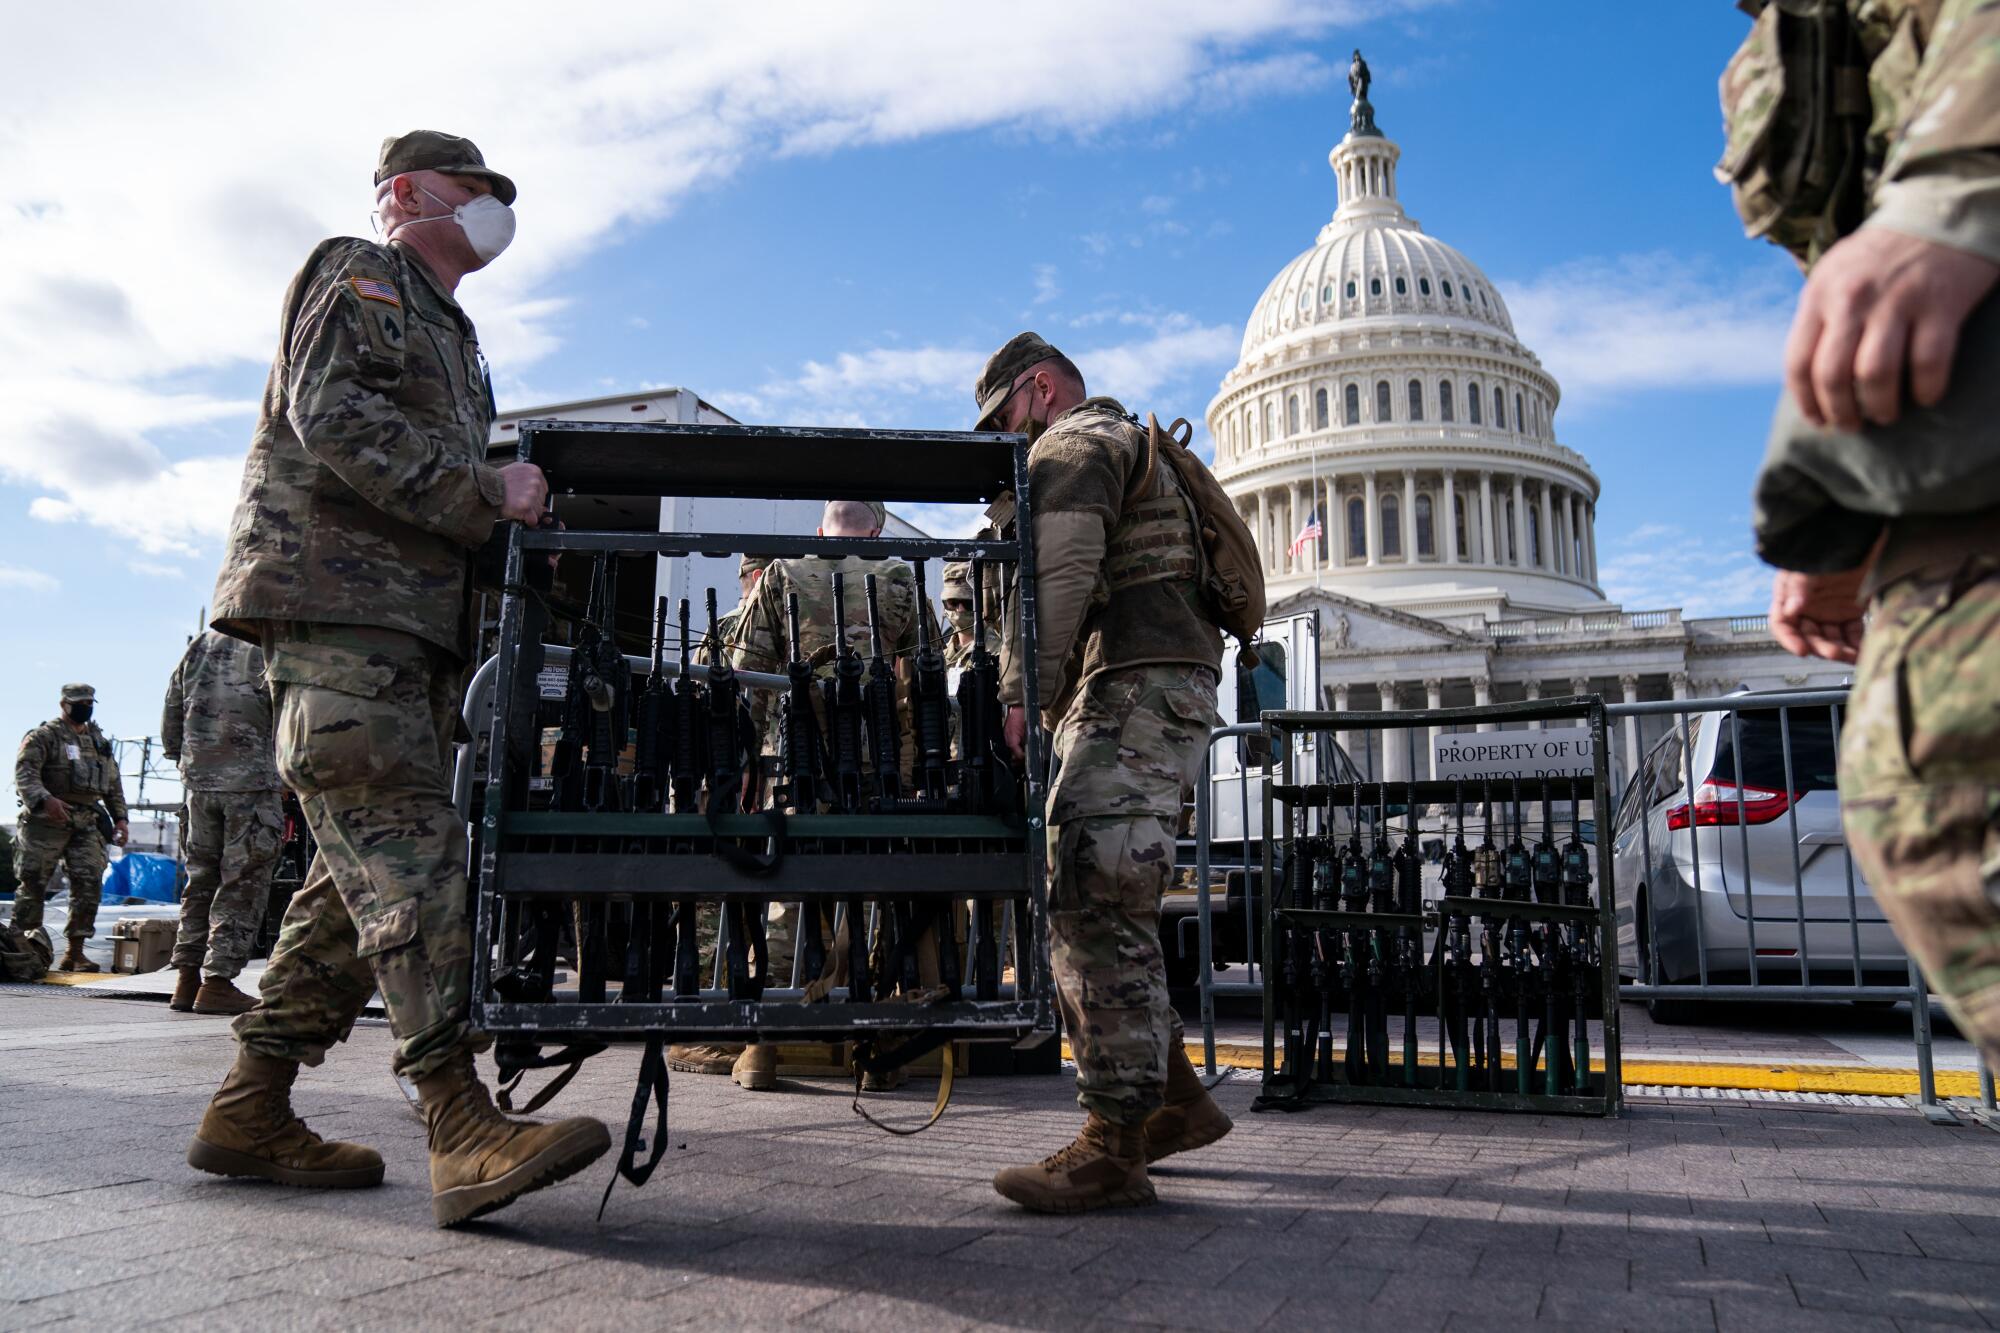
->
xmin=1254 ymin=697 xmax=1622 ymax=1117
xmin=472 ymin=420 xmax=1053 ymax=1079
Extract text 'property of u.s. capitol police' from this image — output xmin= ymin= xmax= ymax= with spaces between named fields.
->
xmin=1433 ymin=728 xmax=1595 ymax=781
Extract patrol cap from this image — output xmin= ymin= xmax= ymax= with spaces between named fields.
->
xmin=60 ymin=683 xmax=94 ymax=702
xmin=375 ymin=130 xmax=516 ymax=206
xmin=974 ymin=332 xmax=1064 ymax=430
xmin=738 ymin=553 xmax=773 ymax=578
xmin=941 ymin=561 xmax=973 ymax=599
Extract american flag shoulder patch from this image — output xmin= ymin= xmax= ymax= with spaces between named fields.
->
xmin=349 ymin=276 xmax=401 ymax=307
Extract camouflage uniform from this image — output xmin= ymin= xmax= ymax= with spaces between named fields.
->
xmin=1728 ymin=1 xmax=2000 ymax=1062
xmin=998 ymin=394 xmax=1223 ymax=1126
xmin=210 ymin=234 xmax=506 ymax=1081
xmin=11 ymin=698 xmax=126 ymax=947
xmin=162 ymin=631 xmax=284 ymax=980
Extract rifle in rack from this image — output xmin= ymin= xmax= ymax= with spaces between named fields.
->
xmin=1562 ymin=778 xmax=1595 ymax=1093
xmin=863 ymin=574 xmax=903 ymax=806
xmin=667 ymin=598 xmax=707 ymax=999
xmin=1280 ymin=792 xmax=1318 ymax=1092
xmin=553 ymin=557 xmax=631 ymax=1002
xmin=704 ymin=588 xmax=766 ymax=1000
xmin=1363 ymin=784 xmax=1394 ymax=1083
xmin=779 ymin=592 xmax=829 ymax=990
xmin=632 ymin=596 xmax=671 ymax=814
xmin=1337 ymin=785 xmax=1366 ymax=1083
xmin=1439 ymin=783 xmax=1474 ymax=1091
xmin=956 ymin=561 xmax=1017 ymax=817
xmin=1532 ymin=779 xmax=1563 ymax=1095
xmin=1474 ymin=782 xmax=1503 ymax=1090
xmin=1500 ymin=778 xmax=1533 ymax=1092
xmin=822 ymin=572 xmax=872 ymax=1002
xmin=907 ymin=559 xmax=952 ymax=803
xmin=1392 ymin=782 xmax=1422 ymax=1086
xmin=1308 ymin=784 xmax=1337 ymax=1082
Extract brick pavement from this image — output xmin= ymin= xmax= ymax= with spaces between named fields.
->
xmin=2 ymin=987 xmax=1998 ymax=1331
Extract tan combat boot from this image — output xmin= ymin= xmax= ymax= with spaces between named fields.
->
xmin=187 ymin=1051 xmax=385 ymax=1188
xmin=992 ymin=1114 xmax=1155 ymax=1214
xmin=192 ymin=975 xmax=258 ymax=1016
xmin=59 ymin=940 xmax=98 ymax=973
xmin=732 ymin=1043 xmax=778 ymax=1091
xmin=1143 ymin=1044 xmax=1234 ymax=1164
xmin=668 ymin=1043 xmax=744 ymax=1075
xmin=416 ymin=1054 xmax=611 ymax=1228
xmin=169 ymin=966 xmax=200 ymax=1012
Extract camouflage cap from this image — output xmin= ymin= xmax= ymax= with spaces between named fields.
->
xmin=60 ymin=683 xmax=94 ymax=702
xmin=941 ymin=561 xmax=973 ymax=599
xmin=375 ymin=130 xmax=517 ymax=206
xmin=974 ymin=331 xmax=1063 ymax=430
xmin=739 ymin=553 xmax=773 ymax=578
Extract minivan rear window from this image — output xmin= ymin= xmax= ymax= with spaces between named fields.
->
xmin=1708 ymin=707 xmax=1838 ymax=795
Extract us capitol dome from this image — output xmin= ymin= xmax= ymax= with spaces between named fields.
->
xmin=1204 ymin=56 xmax=1847 ymax=781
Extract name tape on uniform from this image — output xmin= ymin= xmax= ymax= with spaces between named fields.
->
xmin=1434 ymin=727 xmax=1595 ymax=781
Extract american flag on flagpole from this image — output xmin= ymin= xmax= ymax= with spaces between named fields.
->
xmin=1288 ymin=508 xmax=1322 ymax=558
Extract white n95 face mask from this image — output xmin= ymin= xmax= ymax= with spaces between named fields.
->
xmin=391 ymin=185 xmax=516 ymax=263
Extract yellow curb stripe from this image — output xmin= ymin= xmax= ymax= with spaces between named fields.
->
xmin=1072 ymin=1040 xmax=1984 ymax=1099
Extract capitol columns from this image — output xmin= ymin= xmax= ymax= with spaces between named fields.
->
xmin=1522 ymin=677 xmax=1542 ymax=730
xmin=1538 ymin=483 xmax=1554 ymax=571
xmin=1619 ymin=673 xmax=1641 ymax=787
xmin=1256 ymin=489 xmax=1270 ymax=573
xmin=1480 ymin=470 xmax=1496 ymax=564
xmin=1585 ymin=502 xmax=1600 ymax=582
xmin=1378 ymin=679 xmax=1408 ymax=784
xmin=1569 ymin=676 xmax=1592 ymax=701
xmin=1332 ymin=683 xmax=1352 ymax=767
xmin=1511 ymin=474 xmax=1527 ymax=568
xmin=1401 ymin=468 xmax=1416 ymax=563
xmin=1472 ymin=673 xmax=1494 ymax=732
xmin=1363 ymin=472 xmax=1381 ymax=566
xmin=1424 ymin=677 xmax=1444 ymax=780
xmin=1567 ymin=492 xmax=1583 ymax=579
xmin=1441 ymin=469 xmax=1459 ymax=563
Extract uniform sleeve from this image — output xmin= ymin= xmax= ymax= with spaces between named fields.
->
xmin=160 ymin=650 xmax=188 ymax=764
xmin=15 ymin=730 xmax=49 ymax=810
xmin=101 ymin=746 xmax=128 ymax=822
xmin=284 ymin=258 xmax=508 ymax=550
xmin=1868 ymin=0 xmax=2000 ymax=260
xmin=732 ymin=575 xmax=786 ymax=741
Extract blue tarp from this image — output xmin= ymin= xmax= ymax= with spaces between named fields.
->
xmin=102 ymin=852 xmax=180 ymax=903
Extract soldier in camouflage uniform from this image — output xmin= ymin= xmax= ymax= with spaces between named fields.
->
xmin=940 ymin=560 xmax=1002 ymax=672
xmin=973 ymin=334 xmax=1232 ymax=1213
xmin=1727 ymin=3 xmax=2000 ymax=1066
xmin=184 ymin=131 xmax=609 ymax=1228
xmin=161 ymin=630 xmax=284 ymax=1016
xmin=11 ymin=683 xmax=128 ymax=972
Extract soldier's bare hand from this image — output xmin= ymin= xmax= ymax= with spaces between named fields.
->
xmin=112 ymin=819 xmax=129 ymax=848
xmin=1769 ymin=569 xmax=1866 ymax=664
xmin=497 ymin=462 xmax=550 ymax=524
xmin=1785 ymin=227 xmax=2000 ymax=432
xmin=39 ymin=796 xmax=69 ymax=823
xmin=1003 ymin=704 xmax=1027 ymax=762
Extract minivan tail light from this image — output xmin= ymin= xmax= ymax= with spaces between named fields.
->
xmin=1665 ymin=780 xmax=1796 ymax=830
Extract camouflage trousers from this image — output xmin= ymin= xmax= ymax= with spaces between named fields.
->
xmin=8 ymin=811 xmax=107 ymax=943
xmin=1046 ymin=664 xmax=1217 ymax=1125
xmin=173 ymin=789 xmax=283 ymax=978
xmin=234 ymin=624 xmax=485 ymax=1081
xmin=1842 ymin=556 xmax=2000 ymax=1069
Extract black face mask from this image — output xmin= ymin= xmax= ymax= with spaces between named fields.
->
xmin=65 ymin=702 xmax=93 ymax=724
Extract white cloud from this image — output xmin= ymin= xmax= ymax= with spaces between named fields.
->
xmin=127 ymin=560 xmax=186 ymax=579
xmin=1598 ymin=522 xmax=1773 ymax=618
xmin=2 ymin=2 xmax=1436 ymax=553
xmin=0 ymin=564 xmax=58 ymax=592
xmin=1032 ymin=264 xmax=1061 ymax=305
xmin=1503 ymin=253 xmax=1799 ymax=410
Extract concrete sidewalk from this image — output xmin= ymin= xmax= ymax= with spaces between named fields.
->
xmin=3 ymin=989 xmax=1999 ymax=1330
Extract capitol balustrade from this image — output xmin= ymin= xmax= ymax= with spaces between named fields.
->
xmin=1483 ymin=609 xmax=1682 ymax=641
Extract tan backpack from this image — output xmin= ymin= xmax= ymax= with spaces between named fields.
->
xmin=1130 ymin=414 xmax=1267 ymax=665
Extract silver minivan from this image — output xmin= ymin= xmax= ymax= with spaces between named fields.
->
xmin=1610 ymin=695 xmax=1907 ymax=1021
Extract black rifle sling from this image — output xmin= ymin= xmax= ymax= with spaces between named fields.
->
xmin=495 ymin=1039 xmax=607 ymax=1114
xmin=704 ymin=806 xmax=787 ymax=877
xmin=597 ymin=1035 xmax=671 ymax=1220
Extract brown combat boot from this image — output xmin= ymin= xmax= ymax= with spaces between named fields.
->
xmin=187 ymin=1051 xmax=385 ymax=1188
xmin=192 ymin=975 xmax=259 ymax=1016
xmin=169 ymin=966 xmax=200 ymax=1012
xmin=58 ymin=940 xmax=98 ymax=973
xmin=732 ymin=1043 xmax=778 ymax=1091
xmin=992 ymin=1114 xmax=1155 ymax=1214
xmin=1143 ymin=1045 xmax=1234 ymax=1164
xmin=416 ymin=1054 xmax=611 ymax=1228
xmin=668 ymin=1043 xmax=744 ymax=1075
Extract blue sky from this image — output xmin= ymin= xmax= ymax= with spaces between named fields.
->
xmin=0 ymin=1 xmax=1799 ymax=810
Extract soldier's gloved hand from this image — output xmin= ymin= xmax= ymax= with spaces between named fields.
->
xmin=39 ymin=796 xmax=69 ymax=823
xmin=1003 ymin=704 xmax=1026 ymax=762
xmin=497 ymin=462 xmax=550 ymax=524
xmin=112 ymin=819 xmax=129 ymax=848
xmin=1785 ymin=227 xmax=2000 ymax=432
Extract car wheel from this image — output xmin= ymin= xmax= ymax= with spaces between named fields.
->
xmin=1636 ymin=891 xmax=1701 ymax=1025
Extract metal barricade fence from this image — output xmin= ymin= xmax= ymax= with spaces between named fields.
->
xmin=1185 ymin=690 xmax=1953 ymax=1118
